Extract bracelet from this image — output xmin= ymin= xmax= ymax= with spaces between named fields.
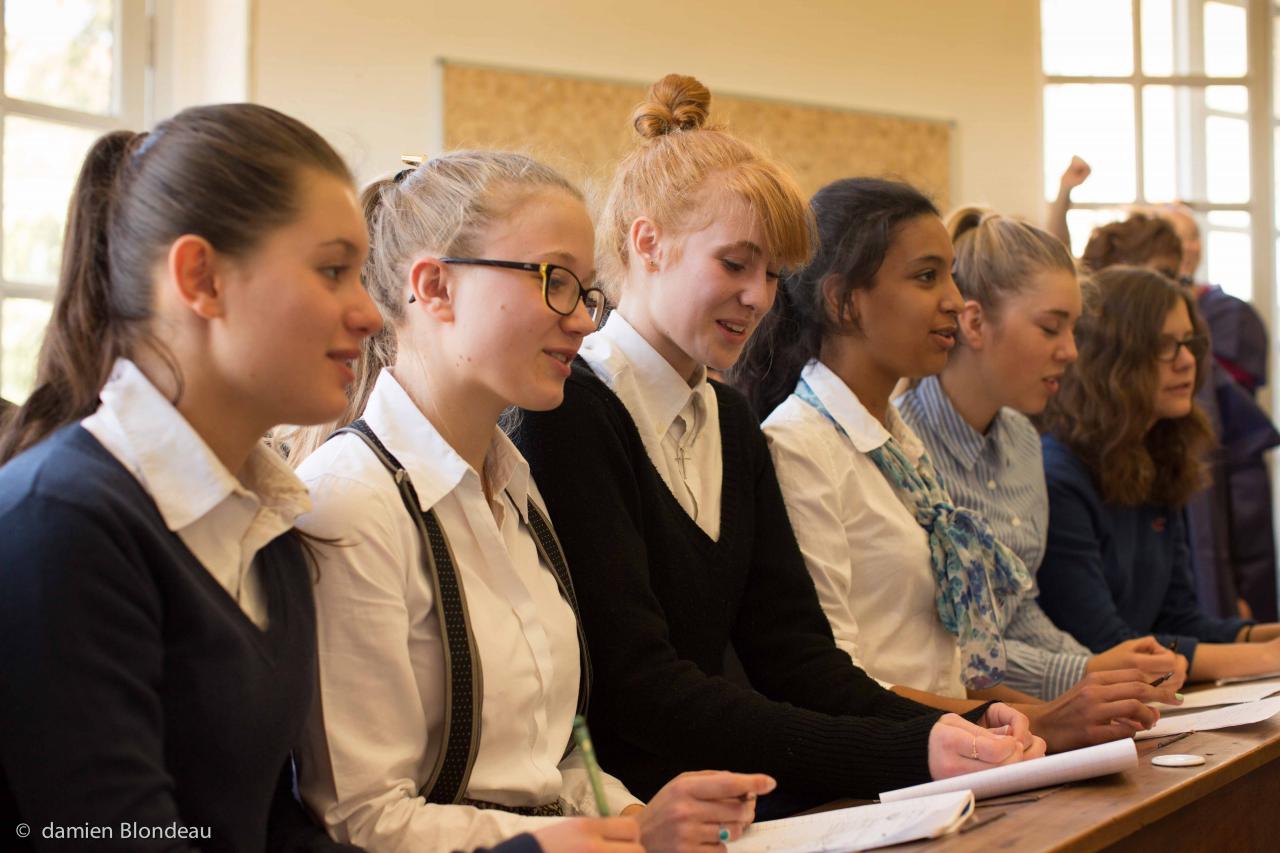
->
xmin=1244 ymin=624 xmax=1255 ymax=642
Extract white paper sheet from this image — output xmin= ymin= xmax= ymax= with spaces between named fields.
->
xmin=878 ymin=738 xmax=1137 ymax=802
xmin=1150 ymin=678 xmax=1280 ymax=712
xmin=1215 ymin=670 xmax=1280 ymax=686
xmin=729 ymin=790 xmax=974 ymax=853
xmin=1135 ymin=694 xmax=1280 ymax=739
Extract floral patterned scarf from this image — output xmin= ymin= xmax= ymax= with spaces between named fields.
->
xmin=796 ymin=378 xmax=1032 ymax=689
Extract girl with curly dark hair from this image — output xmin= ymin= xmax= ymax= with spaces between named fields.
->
xmin=1037 ymin=266 xmax=1280 ymax=681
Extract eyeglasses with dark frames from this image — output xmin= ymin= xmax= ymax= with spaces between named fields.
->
xmin=408 ymin=257 xmax=605 ymax=327
xmin=1155 ymin=334 xmax=1209 ymax=363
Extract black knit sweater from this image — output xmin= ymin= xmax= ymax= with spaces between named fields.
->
xmin=514 ymin=361 xmax=946 ymax=803
xmin=0 ymin=426 xmax=352 ymax=852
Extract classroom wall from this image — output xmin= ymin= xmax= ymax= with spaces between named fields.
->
xmin=248 ymin=0 xmax=1044 ymax=219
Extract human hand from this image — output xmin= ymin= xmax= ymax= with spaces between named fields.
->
xmin=1087 ymin=636 xmax=1187 ymax=690
xmin=978 ymin=702 xmax=1045 ymax=757
xmin=927 ymin=713 xmax=1039 ymax=779
xmin=637 ymin=770 xmax=775 ymax=850
xmin=1025 ymin=669 xmax=1180 ymax=752
xmin=1059 ymin=155 xmax=1091 ymax=194
xmin=532 ymin=816 xmax=643 ymax=853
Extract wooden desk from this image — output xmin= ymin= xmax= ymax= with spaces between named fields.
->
xmin=894 ymin=714 xmax=1280 ymax=852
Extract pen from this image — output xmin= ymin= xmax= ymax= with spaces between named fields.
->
xmin=573 ymin=715 xmax=610 ymax=816
xmin=1149 ymin=639 xmax=1180 ymax=687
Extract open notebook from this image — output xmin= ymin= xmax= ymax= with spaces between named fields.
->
xmin=879 ymin=738 xmax=1137 ymax=802
xmin=729 ymin=790 xmax=974 ymax=853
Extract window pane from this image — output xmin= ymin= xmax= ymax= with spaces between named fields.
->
xmin=1205 ymin=85 xmax=1248 ymax=114
xmin=1142 ymin=0 xmax=1175 ymax=76
xmin=1144 ymin=86 xmax=1178 ymax=203
xmin=1143 ymin=0 xmax=1247 ymax=77
xmin=1203 ymin=1 xmax=1247 ymax=78
xmin=4 ymin=0 xmax=115 ymax=114
xmin=3 ymin=116 xmax=101 ymax=285
xmin=0 ymin=298 xmax=53 ymax=403
xmin=1042 ymin=0 xmax=1133 ymax=76
xmin=1145 ymin=85 xmax=1249 ymax=204
xmin=1207 ymin=210 xmax=1250 ymax=228
xmin=1066 ymin=208 xmax=1127 ymax=259
xmin=1205 ymin=115 xmax=1250 ymax=203
xmin=1045 ymin=85 xmax=1136 ymax=203
xmin=1206 ymin=229 xmax=1251 ymax=300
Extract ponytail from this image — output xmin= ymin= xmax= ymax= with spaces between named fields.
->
xmin=0 ymin=131 xmax=144 ymax=463
xmin=732 ymin=276 xmax=821 ymax=420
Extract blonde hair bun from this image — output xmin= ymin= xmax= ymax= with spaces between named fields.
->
xmin=632 ymin=74 xmax=712 ymax=139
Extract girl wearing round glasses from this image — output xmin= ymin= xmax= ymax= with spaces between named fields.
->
xmin=1037 ymin=266 xmax=1280 ymax=682
xmin=285 ymin=151 xmax=771 ymax=853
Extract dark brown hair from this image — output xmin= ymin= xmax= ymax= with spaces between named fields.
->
xmin=732 ymin=177 xmax=938 ymax=419
xmin=1038 ymin=266 xmax=1212 ymax=507
xmin=0 ymin=103 xmax=352 ymax=464
xmin=1081 ymin=213 xmax=1183 ymax=274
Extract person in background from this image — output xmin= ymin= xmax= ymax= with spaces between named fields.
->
xmin=0 ymin=103 xmax=382 ymax=852
xmin=1037 ymin=266 xmax=1280 ymax=682
xmin=515 ymin=74 xmax=1042 ymax=821
xmin=898 ymin=206 xmax=1187 ymax=701
xmin=1083 ymin=215 xmax=1280 ymax=624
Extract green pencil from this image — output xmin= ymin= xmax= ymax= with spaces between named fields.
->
xmin=572 ymin=715 xmax=610 ymax=816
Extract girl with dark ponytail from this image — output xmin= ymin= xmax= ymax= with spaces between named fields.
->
xmin=750 ymin=178 xmax=1179 ymax=755
xmin=0 ymin=104 xmax=383 ymax=851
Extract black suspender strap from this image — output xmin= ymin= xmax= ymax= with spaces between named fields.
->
xmin=331 ymin=419 xmax=482 ymax=805
xmin=523 ymin=499 xmax=592 ymax=727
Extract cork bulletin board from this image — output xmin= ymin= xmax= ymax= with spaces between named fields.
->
xmin=441 ymin=62 xmax=953 ymax=210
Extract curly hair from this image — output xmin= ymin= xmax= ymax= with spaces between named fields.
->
xmin=1081 ymin=213 xmax=1183 ymax=275
xmin=1038 ymin=266 xmax=1213 ymax=507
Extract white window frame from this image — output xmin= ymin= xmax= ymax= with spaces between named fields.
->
xmin=1041 ymin=0 xmax=1274 ymax=325
xmin=0 ymin=0 xmax=149 ymax=399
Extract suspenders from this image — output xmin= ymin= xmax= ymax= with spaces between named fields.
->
xmin=330 ymin=419 xmax=591 ymax=805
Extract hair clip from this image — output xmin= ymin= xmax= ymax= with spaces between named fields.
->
xmin=393 ymin=168 xmax=414 ymax=183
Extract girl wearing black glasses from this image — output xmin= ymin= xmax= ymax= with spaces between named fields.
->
xmin=1037 ymin=266 xmax=1280 ymax=682
xmin=283 ymin=151 xmax=770 ymax=853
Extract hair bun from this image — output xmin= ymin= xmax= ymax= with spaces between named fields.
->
xmin=632 ymin=74 xmax=712 ymax=139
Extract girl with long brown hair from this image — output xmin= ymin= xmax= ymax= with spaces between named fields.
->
xmin=0 ymin=104 xmax=381 ymax=851
xmin=1038 ymin=266 xmax=1280 ymax=681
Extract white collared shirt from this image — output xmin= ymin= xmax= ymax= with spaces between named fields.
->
xmin=81 ymin=358 xmax=311 ymax=629
xmin=294 ymin=370 xmax=639 ymax=852
xmin=763 ymin=360 xmax=965 ymax=699
xmin=579 ymin=312 xmax=722 ymax=539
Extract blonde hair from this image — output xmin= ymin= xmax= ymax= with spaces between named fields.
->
xmin=280 ymin=151 xmax=581 ymax=464
xmin=947 ymin=206 xmax=1076 ymax=319
xmin=598 ymin=73 xmax=813 ymax=297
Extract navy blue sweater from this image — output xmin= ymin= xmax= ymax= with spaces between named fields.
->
xmin=514 ymin=362 xmax=946 ymax=805
xmin=1037 ymin=434 xmax=1249 ymax=666
xmin=0 ymin=426 xmax=353 ymax=852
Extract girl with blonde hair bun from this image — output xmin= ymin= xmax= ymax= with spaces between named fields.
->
xmin=515 ymin=75 xmax=1041 ymax=821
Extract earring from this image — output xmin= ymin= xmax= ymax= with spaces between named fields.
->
xmin=646 ymin=258 xmax=659 ymax=272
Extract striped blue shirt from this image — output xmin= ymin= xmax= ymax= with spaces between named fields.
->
xmin=897 ymin=376 xmax=1091 ymax=699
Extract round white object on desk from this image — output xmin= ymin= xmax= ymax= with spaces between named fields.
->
xmin=1151 ymin=754 xmax=1206 ymax=768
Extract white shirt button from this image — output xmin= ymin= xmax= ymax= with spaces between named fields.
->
xmin=986 ymin=479 xmax=997 ymax=490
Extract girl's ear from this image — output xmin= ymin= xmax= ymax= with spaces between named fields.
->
xmin=408 ymin=255 xmax=454 ymax=323
xmin=167 ymin=234 xmax=224 ymax=320
xmin=958 ymin=299 xmax=986 ymax=349
xmin=629 ymin=217 xmax=662 ymax=271
xmin=821 ymin=273 xmax=859 ymax=329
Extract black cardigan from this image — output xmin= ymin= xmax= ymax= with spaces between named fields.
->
xmin=514 ymin=361 xmax=945 ymax=803
xmin=0 ymin=426 xmax=353 ymax=852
